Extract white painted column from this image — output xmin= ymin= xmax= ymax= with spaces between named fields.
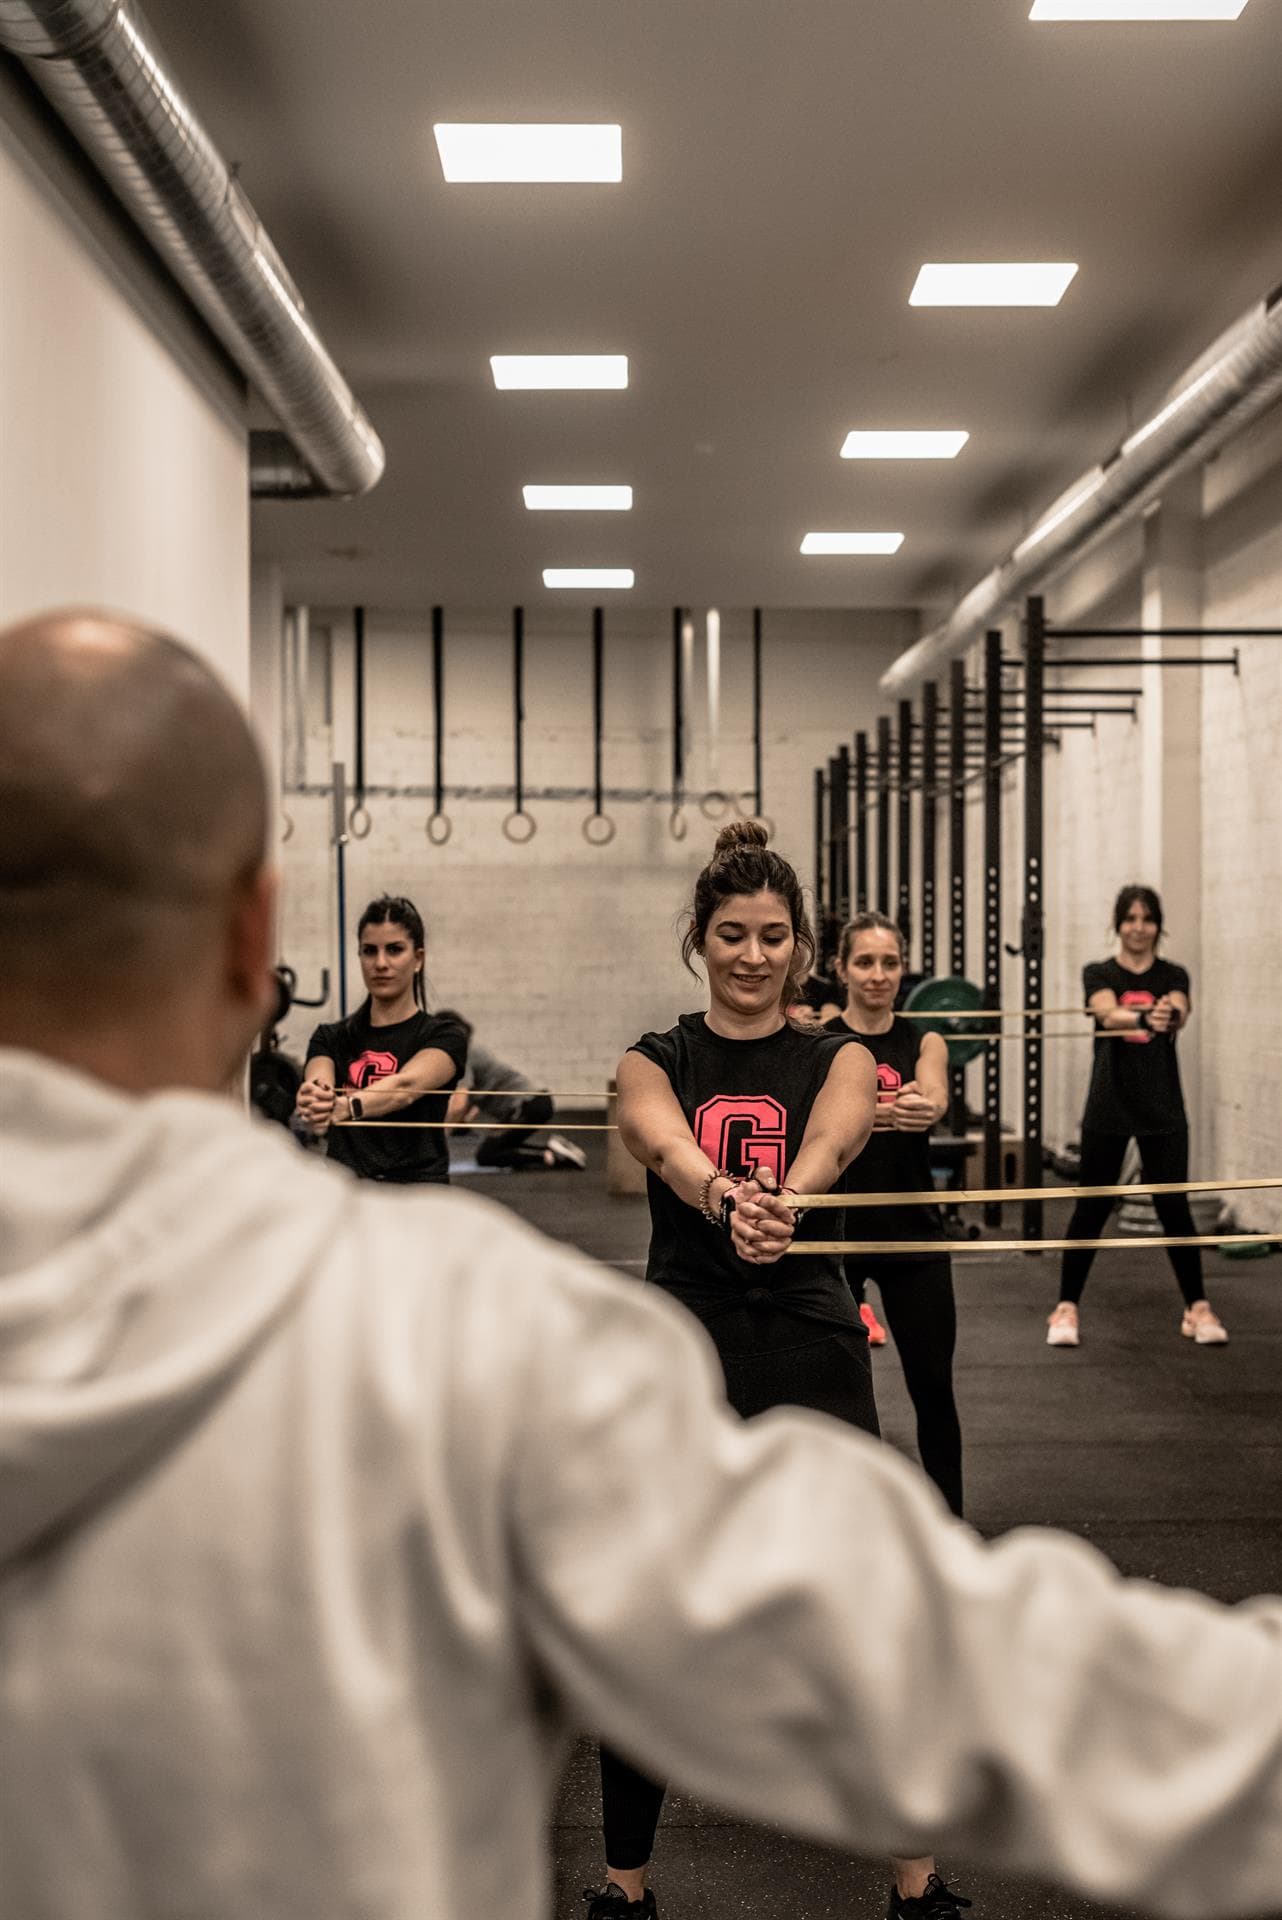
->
xmin=1139 ymin=471 xmax=1203 ymax=1158
xmin=249 ymin=559 xmax=283 ymax=826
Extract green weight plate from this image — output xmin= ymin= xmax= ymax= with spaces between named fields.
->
xmin=904 ymin=975 xmax=991 ymax=1068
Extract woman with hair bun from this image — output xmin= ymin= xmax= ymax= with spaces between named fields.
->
xmin=590 ymin=824 xmax=971 ymax=1920
xmin=1047 ymin=884 xmax=1225 ymax=1348
xmin=294 ymin=893 xmax=469 ymax=1184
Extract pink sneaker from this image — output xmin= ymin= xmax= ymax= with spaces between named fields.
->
xmin=1181 ymin=1301 xmax=1228 ymax=1345
xmin=1046 ymin=1302 xmax=1080 ymax=1348
xmin=860 ymin=1301 xmax=887 ymax=1347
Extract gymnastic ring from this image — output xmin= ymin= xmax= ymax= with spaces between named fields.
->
xmin=348 ymin=803 xmax=373 ymax=839
xmin=280 ymin=810 xmax=295 ymax=843
xmin=502 ymin=809 xmax=538 ymax=844
xmin=582 ymin=811 xmax=617 ymax=847
xmin=668 ymin=807 xmax=689 ymax=842
xmin=425 ymin=811 xmax=453 ymax=846
xmin=699 ymin=789 xmax=731 ymax=821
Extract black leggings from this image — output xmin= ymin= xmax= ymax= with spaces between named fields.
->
xmin=1059 ymin=1127 xmax=1203 ymax=1308
xmin=599 ymin=1324 xmax=878 ymax=1872
xmin=844 ymin=1257 xmax=963 ymax=1519
xmin=474 ymin=1093 xmax=554 ymax=1167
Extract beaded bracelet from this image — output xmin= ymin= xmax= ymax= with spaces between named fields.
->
xmin=696 ymin=1167 xmax=732 ymax=1225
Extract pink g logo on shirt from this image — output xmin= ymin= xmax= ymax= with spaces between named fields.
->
xmin=1117 ymin=990 xmax=1154 ymax=1045
xmin=694 ymin=1094 xmax=788 ymax=1185
xmin=876 ymin=1062 xmax=902 ymax=1106
xmin=349 ymin=1049 xmax=399 ymax=1087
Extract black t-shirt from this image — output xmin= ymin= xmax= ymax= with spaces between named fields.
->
xmin=306 ymin=1003 xmax=469 ymax=1182
xmin=1080 ymin=957 xmax=1190 ymax=1136
xmin=628 ymin=1013 xmax=863 ymax=1350
xmin=822 ymin=1015 xmax=945 ymax=1260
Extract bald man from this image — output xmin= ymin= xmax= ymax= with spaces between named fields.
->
xmin=1 ymin=610 xmax=1281 ymax=1920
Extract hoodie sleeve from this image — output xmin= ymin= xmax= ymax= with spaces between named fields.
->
xmin=508 ymin=1253 xmax=1282 ymax=1920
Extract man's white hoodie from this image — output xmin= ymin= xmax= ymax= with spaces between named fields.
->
xmin=1 ymin=1049 xmax=1281 ymax=1920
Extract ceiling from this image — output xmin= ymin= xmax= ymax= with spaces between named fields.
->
xmin=142 ymin=0 xmax=1282 ymax=615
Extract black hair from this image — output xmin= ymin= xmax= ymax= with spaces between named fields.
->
xmin=357 ymin=893 xmax=427 ymax=1007
xmin=836 ymin=910 xmax=906 ymax=969
xmin=1112 ymin=885 xmax=1163 ymax=942
xmin=681 ymin=821 xmax=816 ymax=1013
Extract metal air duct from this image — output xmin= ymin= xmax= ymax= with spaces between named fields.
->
xmin=880 ymin=284 xmax=1282 ymax=694
xmin=0 ymin=0 xmax=384 ymax=499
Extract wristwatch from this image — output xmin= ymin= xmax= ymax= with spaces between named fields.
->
xmin=349 ymin=1094 xmax=364 ymax=1121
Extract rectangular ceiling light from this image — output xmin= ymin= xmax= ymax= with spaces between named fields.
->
xmin=840 ymin=430 xmax=969 ymax=459
xmin=434 ymin=124 xmax=622 ymax=183
xmin=910 ymin=263 xmax=1078 ymax=306
xmin=524 ymin=485 xmax=633 ymax=511
xmin=800 ymin=532 xmax=904 ymax=555
xmin=542 ymin=568 xmax=635 ymax=588
xmin=491 ymin=355 xmax=628 ymax=389
xmin=1031 ymin=1 xmax=1247 ymax=17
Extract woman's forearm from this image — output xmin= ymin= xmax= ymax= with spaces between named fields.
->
xmin=348 ymin=1070 xmax=447 ymax=1118
xmin=788 ymin=1129 xmax=860 ymax=1197
xmin=631 ymin=1129 xmax=727 ymax=1210
xmin=1098 ymin=1006 xmax=1146 ymax=1031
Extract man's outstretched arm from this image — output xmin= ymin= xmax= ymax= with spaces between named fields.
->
xmin=510 ymin=1250 xmax=1282 ymax=1920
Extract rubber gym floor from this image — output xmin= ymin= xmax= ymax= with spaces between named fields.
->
xmin=456 ymin=1144 xmax=1282 ymax=1920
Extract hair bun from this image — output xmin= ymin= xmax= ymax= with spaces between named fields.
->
xmin=712 ymin=819 xmax=770 ymax=858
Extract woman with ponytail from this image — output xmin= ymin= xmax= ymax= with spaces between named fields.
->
xmin=294 ymin=894 xmax=469 ymax=1184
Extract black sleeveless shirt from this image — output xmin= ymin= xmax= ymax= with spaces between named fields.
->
xmin=629 ymin=1014 xmax=864 ymax=1349
xmin=822 ymin=1014 xmax=945 ymax=1261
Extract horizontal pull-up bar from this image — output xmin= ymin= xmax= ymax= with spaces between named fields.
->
xmin=1046 ymin=655 xmax=1239 ymax=672
xmin=1048 ymin=627 xmax=1278 ymax=639
xmin=995 ymin=675 xmax=1145 ymax=695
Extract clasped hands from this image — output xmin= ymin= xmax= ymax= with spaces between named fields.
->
xmin=296 ymin=1078 xmax=343 ymax=1133
xmin=722 ymin=1169 xmax=798 ymax=1266
xmin=1142 ymin=994 xmax=1178 ymax=1034
xmin=872 ymin=1079 xmax=938 ymax=1133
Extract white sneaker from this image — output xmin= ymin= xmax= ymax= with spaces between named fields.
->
xmin=1181 ymin=1301 xmax=1228 ymax=1345
xmin=544 ymin=1132 xmax=587 ymax=1170
xmin=1046 ymin=1303 xmax=1080 ymax=1348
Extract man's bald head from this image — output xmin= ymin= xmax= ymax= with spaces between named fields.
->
xmin=0 ymin=609 xmax=268 ymax=1008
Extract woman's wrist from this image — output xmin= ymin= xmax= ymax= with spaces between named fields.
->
xmin=695 ymin=1167 xmax=731 ymax=1223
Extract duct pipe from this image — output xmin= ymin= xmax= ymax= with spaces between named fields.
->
xmin=880 ymin=284 xmax=1282 ymax=694
xmin=0 ymin=0 xmax=384 ymax=499
xmin=250 ymin=430 xmax=330 ymax=500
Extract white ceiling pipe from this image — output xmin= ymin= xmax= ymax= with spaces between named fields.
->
xmin=0 ymin=0 xmax=384 ymax=499
xmin=880 ymin=285 xmax=1282 ymax=694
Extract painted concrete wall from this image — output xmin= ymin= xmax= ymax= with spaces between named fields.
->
xmin=0 ymin=108 xmax=249 ymax=695
xmin=947 ymin=411 xmax=1281 ymax=1230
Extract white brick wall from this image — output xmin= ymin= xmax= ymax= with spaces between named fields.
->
xmin=1199 ymin=412 xmax=1282 ymax=1232
xmin=273 ymin=607 xmax=914 ymax=1095
xmin=971 ymin=407 xmax=1282 ymax=1232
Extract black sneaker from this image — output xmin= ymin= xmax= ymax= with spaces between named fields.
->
xmin=887 ymin=1875 xmax=972 ymax=1919
xmin=582 ymin=1885 xmax=657 ymax=1920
